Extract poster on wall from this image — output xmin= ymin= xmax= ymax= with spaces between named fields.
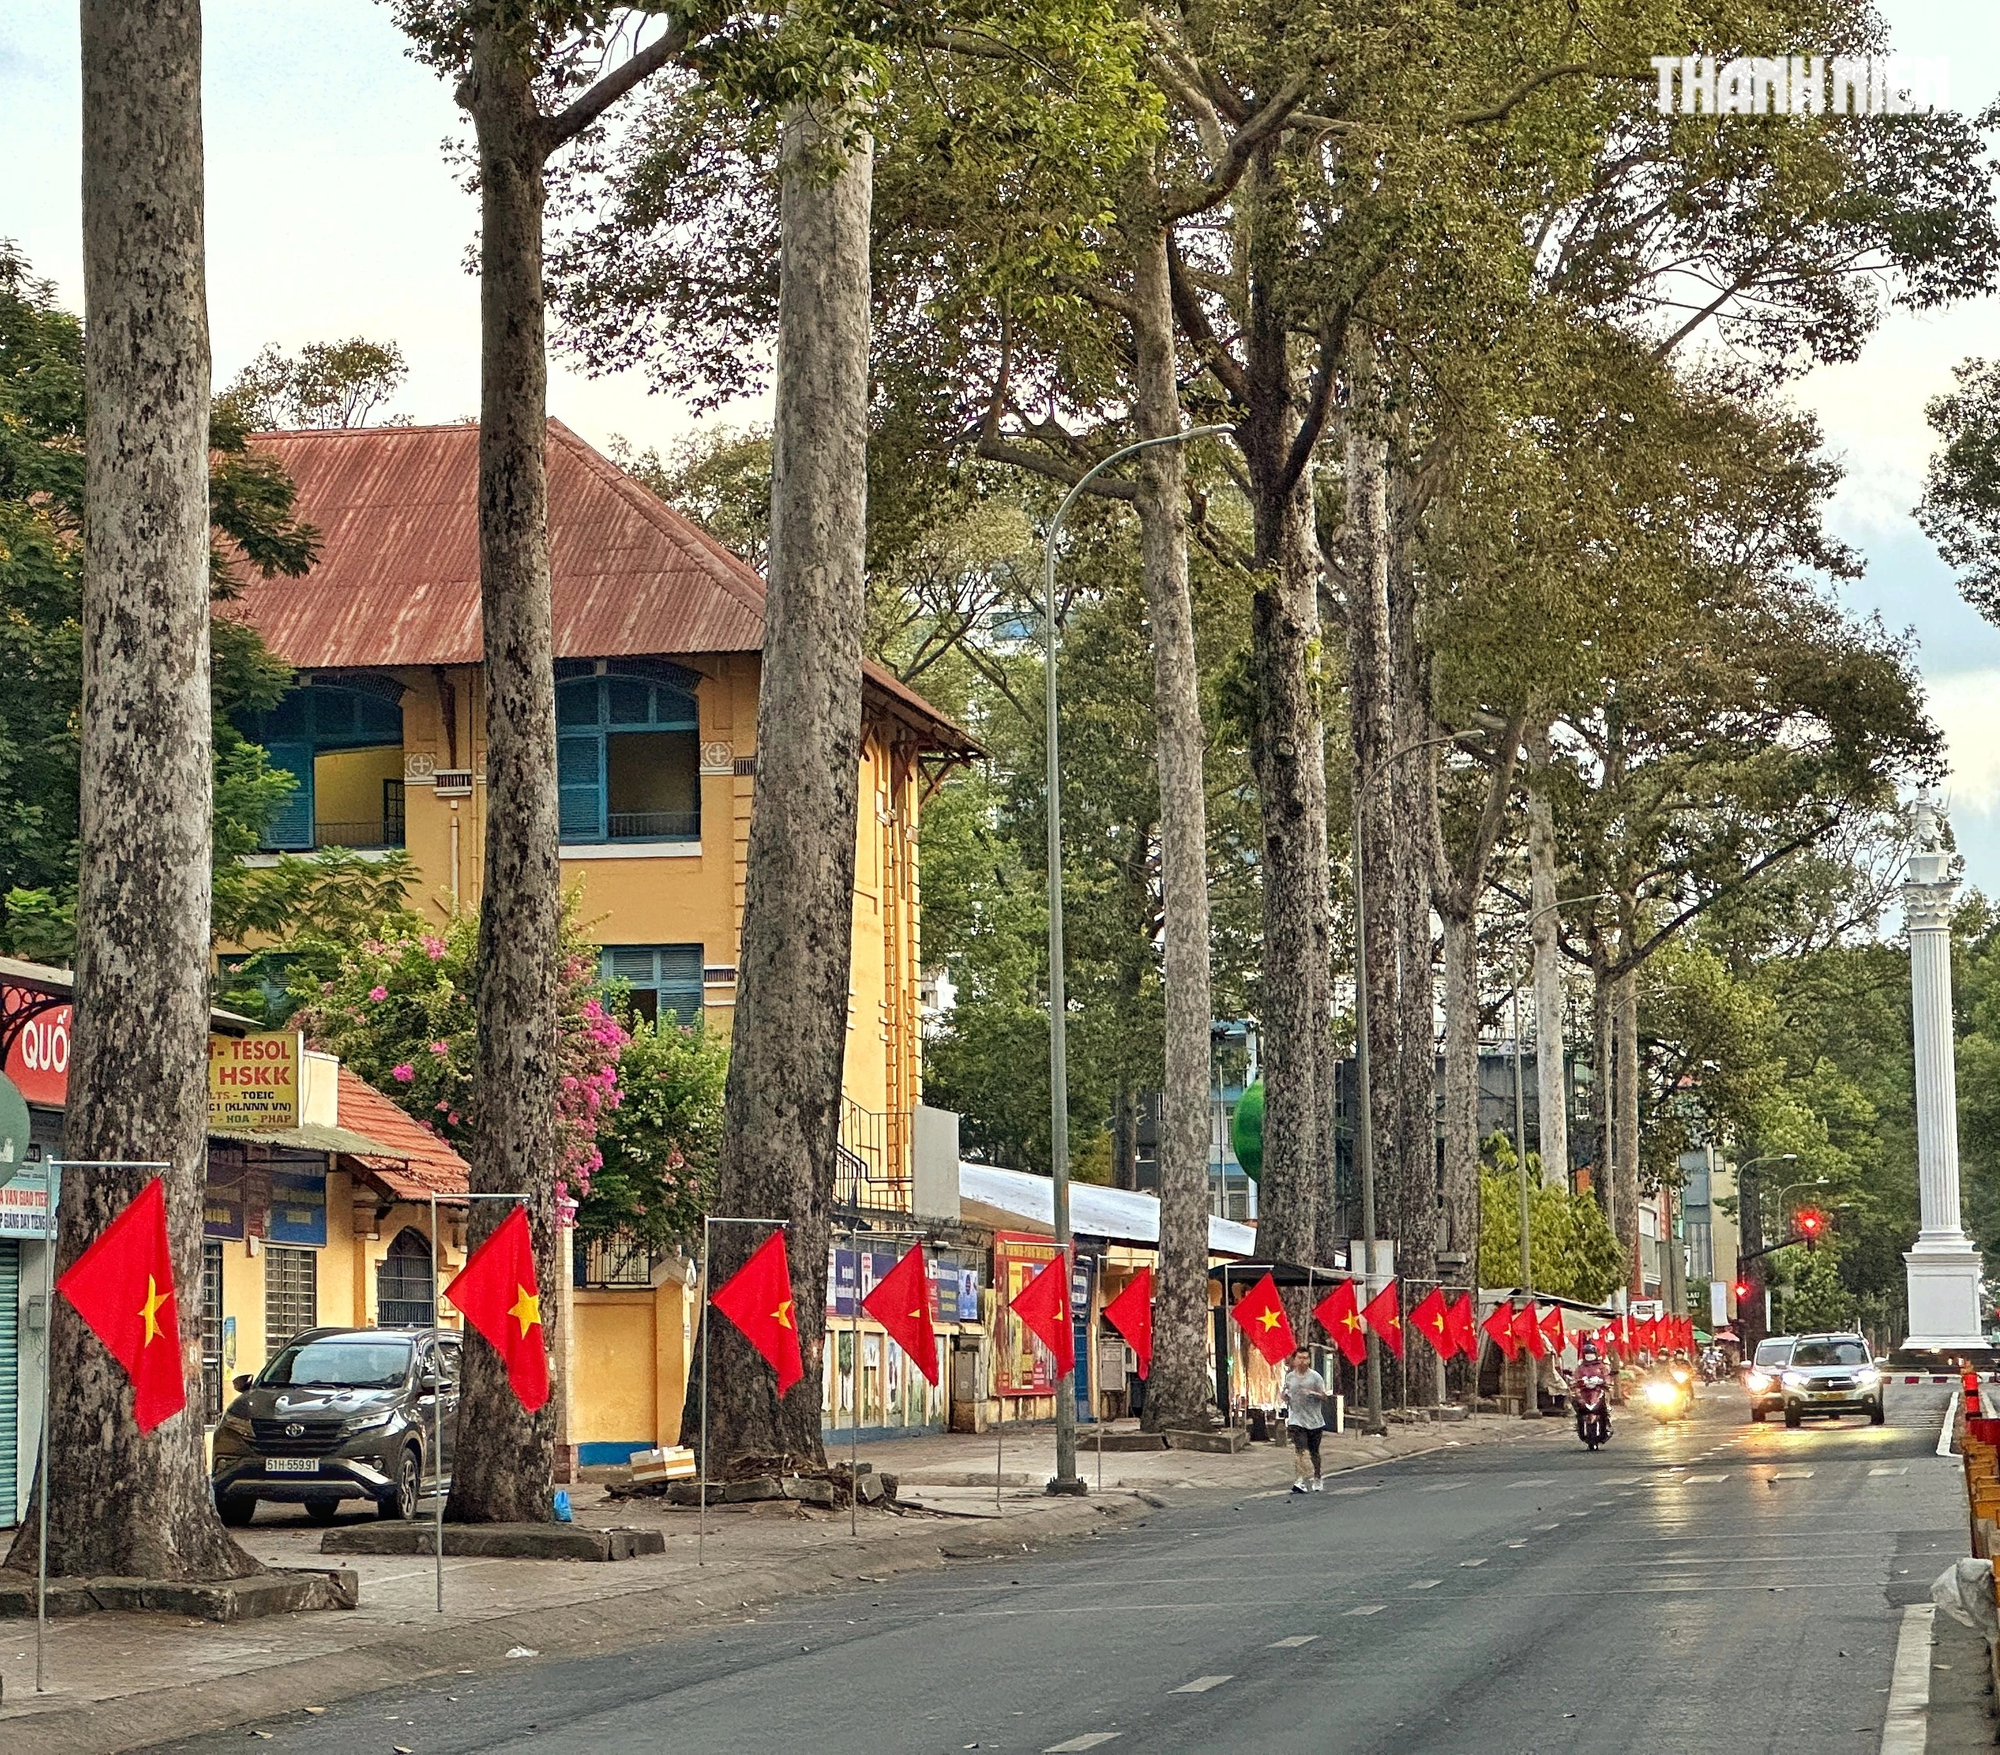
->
xmin=268 ymin=1165 xmax=327 ymax=1247
xmin=994 ymin=1232 xmax=1063 ymax=1395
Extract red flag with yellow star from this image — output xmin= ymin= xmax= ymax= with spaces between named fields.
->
xmin=444 ymin=1205 xmax=551 ymax=1412
xmin=1409 ymin=1286 xmax=1455 ymax=1360
xmin=863 ymin=1243 xmax=939 ymax=1385
xmin=1315 ymin=1279 xmax=1367 ymax=1366
xmin=56 ymin=1176 xmax=187 ymax=1433
xmin=1101 ymin=1267 xmax=1154 ymax=1379
xmin=1231 ymin=1271 xmax=1297 ymax=1365
xmin=1361 ymin=1279 xmax=1404 ymax=1359
xmin=1010 ymin=1251 xmax=1076 ymax=1377
xmin=709 ymin=1229 xmax=804 ymax=1395
xmin=1446 ymin=1293 xmax=1478 ymax=1359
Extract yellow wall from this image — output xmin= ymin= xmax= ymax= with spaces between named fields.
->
xmin=323 ymin=659 xmax=931 ymax=1153
xmin=313 ymin=745 xmax=403 ymax=837
xmin=571 ymin=1281 xmax=693 ymax=1451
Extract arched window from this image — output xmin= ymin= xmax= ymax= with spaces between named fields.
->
xmin=238 ymin=678 xmax=405 ymax=852
xmin=376 ymin=1227 xmax=436 ymax=1329
xmin=555 ymin=661 xmax=701 ymax=844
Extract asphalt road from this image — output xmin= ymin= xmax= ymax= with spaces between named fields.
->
xmin=149 ymin=1384 xmax=1970 ymax=1755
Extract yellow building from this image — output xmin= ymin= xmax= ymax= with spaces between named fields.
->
xmin=228 ymin=419 xmax=974 ymax=1184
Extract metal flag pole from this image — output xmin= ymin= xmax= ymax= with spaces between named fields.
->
xmin=431 ymin=1190 xmax=531 ymax=1613
xmin=697 ymin=1215 xmax=791 ymax=1566
xmin=850 ymin=1241 xmax=861 ymax=1539
xmin=36 ymin=1159 xmax=168 ymax=1693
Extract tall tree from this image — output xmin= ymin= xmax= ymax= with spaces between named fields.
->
xmin=8 ymin=0 xmax=250 ymax=1583
xmin=395 ymin=0 xmax=687 ymax=1520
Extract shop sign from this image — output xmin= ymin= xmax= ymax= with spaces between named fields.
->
xmin=994 ymin=1232 xmax=1063 ymax=1395
xmin=268 ymin=1165 xmax=327 ymax=1247
xmin=207 ymin=1031 xmax=300 ymax=1131
xmin=3 ymin=991 xmax=70 ymax=1105
xmin=204 ymin=1156 xmax=246 ymax=1240
xmin=827 ymin=1246 xmax=860 ymax=1317
xmin=0 ymin=1071 xmax=29 ymax=1189
xmin=0 ymin=1154 xmax=55 ymax=1240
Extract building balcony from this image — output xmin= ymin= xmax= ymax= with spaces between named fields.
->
xmin=836 ymin=1100 xmax=911 ymax=1213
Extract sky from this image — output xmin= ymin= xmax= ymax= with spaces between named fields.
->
xmin=2 ymin=2 xmax=1998 ymax=897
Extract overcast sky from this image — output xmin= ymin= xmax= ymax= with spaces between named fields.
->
xmin=3 ymin=1 xmax=1998 ymax=904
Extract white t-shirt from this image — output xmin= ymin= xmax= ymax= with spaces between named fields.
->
xmin=1280 ymin=1367 xmax=1331 ymax=1430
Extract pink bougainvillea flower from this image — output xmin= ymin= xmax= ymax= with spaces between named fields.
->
xmin=422 ymin=935 xmax=447 ymax=961
xmin=391 ymin=1063 xmax=414 ymax=1083
xmin=368 ymin=985 xmax=389 ymax=1002
xmin=429 ymin=1040 xmax=450 ymax=1056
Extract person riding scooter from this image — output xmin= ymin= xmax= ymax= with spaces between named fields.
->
xmin=1571 ymin=1339 xmax=1613 ymax=1447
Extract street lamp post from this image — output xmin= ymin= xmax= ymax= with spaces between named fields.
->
xmin=1733 ymin=1151 xmax=1797 ymax=1344
xmin=1043 ymin=424 xmax=1231 ymax=1494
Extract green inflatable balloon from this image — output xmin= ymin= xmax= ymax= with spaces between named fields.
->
xmin=1230 ymin=1080 xmax=1264 ymax=1181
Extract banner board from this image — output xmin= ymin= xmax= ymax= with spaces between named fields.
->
xmin=208 ymin=1031 xmax=301 ymax=1131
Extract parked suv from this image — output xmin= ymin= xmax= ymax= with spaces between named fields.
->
xmin=1744 ymin=1336 xmax=1795 ymax=1421
xmin=211 ymin=1327 xmax=461 ymax=1526
xmin=1778 ymin=1332 xmax=1884 ymax=1428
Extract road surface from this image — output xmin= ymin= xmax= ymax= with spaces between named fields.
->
xmin=147 ymin=1384 xmax=1971 ymax=1753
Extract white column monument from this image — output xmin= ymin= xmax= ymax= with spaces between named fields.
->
xmin=1902 ymin=801 xmax=1987 ymax=1352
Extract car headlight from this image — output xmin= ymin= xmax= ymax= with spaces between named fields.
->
xmin=1746 ymin=1371 xmax=1771 ymax=1392
xmin=1782 ymin=1371 xmax=1809 ymax=1391
xmin=341 ymin=1409 xmax=396 ymax=1436
xmin=219 ymin=1411 xmax=253 ymax=1439
xmin=1855 ymin=1368 xmax=1879 ymax=1388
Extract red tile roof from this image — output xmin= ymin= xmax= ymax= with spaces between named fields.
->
xmin=224 ymin=420 xmax=975 ymax=755
xmin=336 ymin=1066 xmax=469 ymax=1204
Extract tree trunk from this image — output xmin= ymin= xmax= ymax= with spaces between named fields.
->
xmin=449 ymin=27 xmax=564 ymax=1523
xmin=1613 ymin=960 xmax=1641 ymax=1295
xmin=1590 ymin=954 xmax=1613 ymax=1231
xmin=1439 ymin=911 xmax=1479 ymax=1264
xmin=1526 ymin=721 xmax=1568 ymax=1188
xmin=1111 ymin=1078 xmax=1135 ymax=1192
xmin=1130 ymin=225 xmax=1216 ymax=1430
xmin=1738 ymin=1166 xmax=1767 ymax=1351
xmin=685 ymin=103 xmax=872 ymax=1465
xmin=5 ymin=0 xmax=252 ymax=1583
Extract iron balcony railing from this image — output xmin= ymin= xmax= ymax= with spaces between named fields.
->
xmin=313 ymin=818 xmax=405 ymax=850
xmin=607 ymin=810 xmax=700 ymax=841
xmin=835 ymin=1099 xmax=912 ymax=1212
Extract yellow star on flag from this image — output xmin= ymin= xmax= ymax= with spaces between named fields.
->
xmin=772 ymin=1298 xmax=793 ymax=1330
xmin=139 ymin=1274 xmax=169 ymax=1347
xmin=1257 ymin=1307 xmax=1280 ymax=1331
xmin=508 ymin=1285 xmax=541 ymax=1336
xmin=1341 ymin=1311 xmax=1360 ymax=1333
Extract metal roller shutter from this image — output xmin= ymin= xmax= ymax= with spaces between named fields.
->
xmin=0 ymin=1242 xmax=19 ymax=1527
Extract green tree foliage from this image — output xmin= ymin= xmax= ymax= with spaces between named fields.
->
xmin=216 ymin=337 xmax=411 ymax=431
xmin=1477 ymin=1133 xmax=1624 ymax=1303
xmin=0 ymin=242 xmax=325 ymax=959
xmin=1918 ymin=356 xmax=2000 ymax=620
xmin=586 ymin=1016 xmax=728 ymax=1249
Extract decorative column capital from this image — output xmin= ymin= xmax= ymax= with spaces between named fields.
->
xmin=1904 ymin=875 xmax=1958 ymax=935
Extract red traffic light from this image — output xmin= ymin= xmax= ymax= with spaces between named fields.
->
xmin=1796 ymin=1208 xmax=1827 ymax=1248
xmin=1732 ymin=1280 xmax=1751 ymax=1301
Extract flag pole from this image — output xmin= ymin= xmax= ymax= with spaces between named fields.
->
xmin=35 ymin=1162 xmax=57 ymax=1694
xmin=699 ymin=1214 xmax=710 ymax=1567
xmin=431 ymin=1190 xmax=443 ymax=1614
xmin=849 ymin=1232 xmax=860 ymax=1538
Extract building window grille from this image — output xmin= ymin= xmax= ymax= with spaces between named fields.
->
xmin=556 ymin=665 xmax=700 ymax=843
xmin=264 ymin=1245 xmax=318 ymax=1357
xmin=201 ymin=1239 xmax=224 ymax=1422
xmin=376 ymin=1227 xmax=436 ymax=1328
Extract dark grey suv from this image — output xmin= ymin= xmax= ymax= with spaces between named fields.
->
xmin=211 ymin=1327 xmax=461 ymax=1526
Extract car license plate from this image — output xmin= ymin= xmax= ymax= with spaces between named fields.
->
xmin=266 ymin=1457 xmax=319 ymax=1474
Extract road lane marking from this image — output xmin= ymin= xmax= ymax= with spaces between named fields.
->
xmin=1419 ymin=1482 xmax=1468 ymax=1493
xmin=1871 ymin=1468 xmax=1910 ymax=1477
xmin=1534 ymin=1523 xmax=1560 ymax=1531
xmin=1882 ymin=1602 xmax=1935 ymax=1753
xmin=1938 ymin=1393 xmax=1959 ymax=1459
xmin=1601 ymin=1477 xmax=1643 ymax=1485
xmin=1172 ymin=1676 xmax=1234 ymax=1694
xmin=1269 ymin=1635 xmax=1319 ymax=1648
xmin=1408 ymin=1579 xmax=1441 ymax=1589
xmin=1460 ymin=1559 xmax=1487 ymax=1567
xmin=1505 ymin=1478 xmax=1554 ymax=1489
xmin=1683 ymin=1474 xmax=1729 ymax=1483
xmin=1768 ymin=1470 xmax=1815 ymax=1480
xmin=1346 ymin=1605 xmax=1385 ymax=1616
xmin=1327 ymin=1485 xmax=1383 ymax=1496
xmin=1047 ymin=1735 xmax=1123 ymax=1752
xmin=1506 ymin=1540 xmax=1529 ymax=1548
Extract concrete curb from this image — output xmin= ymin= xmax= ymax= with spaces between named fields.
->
xmin=0 ymin=1495 xmax=1147 ymax=1753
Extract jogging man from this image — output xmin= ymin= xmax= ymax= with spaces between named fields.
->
xmin=1279 ymin=1345 xmax=1333 ymax=1493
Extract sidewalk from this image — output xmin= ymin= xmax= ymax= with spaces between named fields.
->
xmin=0 ymin=1412 xmax=1554 ymax=1753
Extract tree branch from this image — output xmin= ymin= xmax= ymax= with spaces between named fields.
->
xmin=1449 ymin=63 xmax=1592 ymax=127
xmin=1167 ymin=239 xmax=1250 ymax=405
xmin=542 ymin=21 xmax=690 ymax=152
xmin=1163 ymin=70 xmax=1316 ymax=222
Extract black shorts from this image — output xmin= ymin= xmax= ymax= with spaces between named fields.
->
xmin=1287 ymin=1424 xmax=1323 ymax=1456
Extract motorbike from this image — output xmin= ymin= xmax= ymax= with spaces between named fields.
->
xmin=1641 ymin=1367 xmax=1695 ymax=1423
xmin=1574 ymin=1373 xmax=1612 ymax=1449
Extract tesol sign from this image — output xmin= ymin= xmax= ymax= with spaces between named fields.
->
xmin=207 ymin=1031 xmax=301 ymax=1132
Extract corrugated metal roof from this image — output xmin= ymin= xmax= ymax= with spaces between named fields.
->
xmin=225 ymin=420 xmax=975 ymax=754
xmin=958 ymin=1161 xmax=1259 ymax=1257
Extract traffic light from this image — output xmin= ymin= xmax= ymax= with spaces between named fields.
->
xmin=1796 ymin=1208 xmax=1826 ymax=1250
xmin=1732 ymin=1279 xmax=1751 ymax=1303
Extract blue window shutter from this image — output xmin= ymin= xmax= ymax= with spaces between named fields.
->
xmin=558 ymin=732 xmax=604 ymax=841
xmin=263 ymin=741 xmax=315 ymax=850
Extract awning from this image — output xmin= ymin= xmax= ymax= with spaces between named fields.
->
xmin=1206 ymin=1259 xmax=1350 ymax=1287
xmin=209 ymin=1122 xmax=413 ymax=1160
xmin=959 ymin=1161 xmax=1257 ymax=1257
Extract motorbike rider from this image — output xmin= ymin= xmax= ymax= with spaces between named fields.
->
xmin=1572 ymin=1338 xmax=1612 ymax=1439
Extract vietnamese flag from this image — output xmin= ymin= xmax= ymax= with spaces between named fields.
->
xmin=862 ymin=1243 xmax=938 ymax=1385
xmin=708 ymin=1229 xmax=804 ymax=1395
xmin=1102 ymin=1268 xmax=1154 ymax=1379
xmin=56 ymin=1176 xmax=187 ymax=1433
xmin=1361 ymin=1280 xmax=1404 ymax=1359
xmin=444 ymin=1205 xmax=551 ymax=1411
xmin=1231 ymin=1271 xmax=1297 ymax=1364
xmin=1539 ymin=1305 xmax=1566 ymax=1357
xmin=1446 ymin=1293 xmax=1477 ymax=1360
xmin=1316 ymin=1279 xmax=1367 ymax=1366
xmin=1514 ymin=1299 xmax=1547 ymax=1359
xmin=1481 ymin=1300 xmax=1521 ymax=1361
xmin=1011 ymin=1252 xmax=1075 ymax=1377
xmin=1410 ymin=1287 xmax=1455 ymax=1360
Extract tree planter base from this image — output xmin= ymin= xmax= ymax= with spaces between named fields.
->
xmin=321 ymin=1524 xmax=664 ymax=1561
xmin=0 ymin=1567 xmax=357 ymax=1621
xmin=1162 ymin=1428 xmax=1249 ymax=1454
xmin=1083 ymin=1432 xmax=1169 ymax=1452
